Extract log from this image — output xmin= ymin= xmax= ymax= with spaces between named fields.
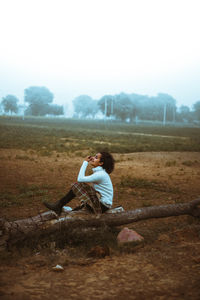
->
xmin=1 ymin=198 xmax=200 ymax=249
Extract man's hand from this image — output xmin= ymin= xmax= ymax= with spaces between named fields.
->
xmin=85 ymin=156 xmax=93 ymax=162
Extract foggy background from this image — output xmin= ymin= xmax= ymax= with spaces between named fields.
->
xmin=0 ymin=0 xmax=200 ymax=116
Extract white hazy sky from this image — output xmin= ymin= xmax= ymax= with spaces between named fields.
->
xmin=0 ymin=0 xmax=200 ymax=109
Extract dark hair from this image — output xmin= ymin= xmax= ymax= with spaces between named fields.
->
xmin=99 ymin=151 xmax=115 ymax=174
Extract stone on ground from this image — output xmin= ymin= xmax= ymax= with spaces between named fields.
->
xmin=117 ymin=227 xmax=144 ymax=245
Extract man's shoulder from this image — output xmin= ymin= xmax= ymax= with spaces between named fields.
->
xmin=94 ymin=169 xmax=106 ymax=176
xmin=97 ymin=170 xmax=110 ymax=179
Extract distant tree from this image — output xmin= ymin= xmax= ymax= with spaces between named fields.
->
xmin=116 ymin=93 xmax=140 ymax=122
xmin=73 ymin=95 xmax=98 ymax=118
xmin=47 ymin=104 xmax=64 ymax=116
xmin=128 ymin=93 xmax=145 ymax=122
xmin=98 ymin=92 xmax=154 ymax=122
xmin=77 ymin=91 xmax=178 ymax=123
xmin=177 ymin=105 xmax=192 ymax=122
xmin=24 ymin=86 xmax=54 ymax=116
xmin=193 ymin=101 xmax=200 ymax=121
xmin=130 ymin=95 xmax=152 ymax=121
xmin=98 ymin=95 xmax=115 ymax=118
xmin=113 ymin=93 xmax=133 ymax=121
xmin=1 ymin=94 xmax=19 ymax=114
xmin=156 ymin=93 xmax=177 ymax=123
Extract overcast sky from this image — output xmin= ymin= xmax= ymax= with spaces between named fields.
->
xmin=0 ymin=0 xmax=200 ymax=108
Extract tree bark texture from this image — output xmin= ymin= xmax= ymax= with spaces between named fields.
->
xmin=0 ymin=198 xmax=200 ymax=249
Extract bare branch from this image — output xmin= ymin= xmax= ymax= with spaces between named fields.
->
xmin=0 ymin=198 xmax=200 ymax=250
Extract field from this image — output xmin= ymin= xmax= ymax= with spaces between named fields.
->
xmin=0 ymin=116 xmax=200 ymax=299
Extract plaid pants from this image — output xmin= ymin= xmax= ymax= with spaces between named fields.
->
xmin=71 ymin=182 xmax=105 ymax=214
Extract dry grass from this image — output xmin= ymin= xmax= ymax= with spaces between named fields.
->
xmin=0 ymin=116 xmax=200 ymax=154
xmin=0 ymin=117 xmax=200 ymax=299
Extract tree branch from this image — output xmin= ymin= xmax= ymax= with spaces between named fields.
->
xmin=1 ymin=198 xmax=200 ymax=250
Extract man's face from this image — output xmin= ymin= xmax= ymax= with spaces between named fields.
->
xmin=90 ymin=153 xmax=103 ymax=168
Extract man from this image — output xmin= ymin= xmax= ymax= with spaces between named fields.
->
xmin=43 ymin=151 xmax=115 ymax=215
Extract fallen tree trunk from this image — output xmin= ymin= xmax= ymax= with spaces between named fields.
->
xmin=1 ymin=198 xmax=200 ymax=249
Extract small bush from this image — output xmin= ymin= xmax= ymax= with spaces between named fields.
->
xmin=119 ymin=175 xmax=180 ymax=194
xmin=165 ymin=160 xmax=177 ymax=167
xmin=120 ymin=176 xmax=160 ymax=189
xmin=15 ymin=155 xmax=35 ymax=161
xmin=182 ymin=160 xmax=194 ymax=167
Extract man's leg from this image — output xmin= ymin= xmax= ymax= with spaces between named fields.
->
xmin=71 ymin=182 xmax=107 ymax=214
xmin=43 ymin=189 xmax=75 ymax=216
xmin=100 ymin=202 xmax=109 ymax=213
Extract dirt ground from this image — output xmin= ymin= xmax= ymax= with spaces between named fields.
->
xmin=0 ymin=150 xmax=200 ymax=300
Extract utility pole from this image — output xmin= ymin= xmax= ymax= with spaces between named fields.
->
xmin=22 ymin=96 xmax=25 ymax=120
xmin=111 ymin=97 xmax=114 ymax=116
xmin=163 ymin=103 xmax=166 ymax=126
xmin=173 ymin=106 xmax=176 ymax=123
xmin=22 ymin=103 xmax=25 ymax=120
xmin=104 ymin=97 xmax=107 ymax=118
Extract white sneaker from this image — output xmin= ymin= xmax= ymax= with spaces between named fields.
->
xmin=62 ymin=206 xmax=73 ymax=212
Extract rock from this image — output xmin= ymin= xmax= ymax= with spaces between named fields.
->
xmin=52 ymin=264 xmax=64 ymax=272
xmin=30 ymin=255 xmax=47 ymax=267
xmin=157 ymin=233 xmax=170 ymax=242
xmin=87 ymin=245 xmax=110 ymax=258
xmin=117 ymin=227 xmax=144 ymax=245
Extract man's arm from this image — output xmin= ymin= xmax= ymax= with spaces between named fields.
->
xmin=77 ymin=161 xmax=101 ymax=183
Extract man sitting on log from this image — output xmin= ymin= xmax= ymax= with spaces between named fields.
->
xmin=43 ymin=151 xmax=115 ymax=215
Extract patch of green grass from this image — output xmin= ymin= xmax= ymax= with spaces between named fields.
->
xmin=0 ymin=184 xmax=57 ymax=208
xmin=0 ymin=193 xmax=15 ymax=207
xmin=119 ymin=175 xmax=180 ymax=193
xmin=165 ymin=160 xmax=177 ymax=167
xmin=0 ymin=192 xmax=33 ymax=207
xmin=182 ymin=160 xmax=198 ymax=167
xmin=15 ymin=155 xmax=35 ymax=161
xmin=74 ymin=151 xmax=85 ymax=157
xmin=38 ymin=149 xmax=52 ymax=156
xmin=120 ymin=176 xmax=160 ymax=189
xmin=142 ymin=201 xmax=151 ymax=207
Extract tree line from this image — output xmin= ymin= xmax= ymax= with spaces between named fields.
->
xmin=0 ymin=87 xmax=64 ymax=117
xmin=1 ymin=86 xmax=200 ymax=123
xmin=73 ymin=93 xmax=200 ymax=123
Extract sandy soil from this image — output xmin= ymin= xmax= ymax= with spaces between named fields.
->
xmin=0 ymin=150 xmax=200 ymax=299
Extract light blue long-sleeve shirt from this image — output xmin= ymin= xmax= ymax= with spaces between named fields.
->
xmin=77 ymin=161 xmax=113 ymax=208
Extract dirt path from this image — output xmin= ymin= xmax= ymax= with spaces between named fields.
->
xmin=0 ymin=150 xmax=200 ymax=299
